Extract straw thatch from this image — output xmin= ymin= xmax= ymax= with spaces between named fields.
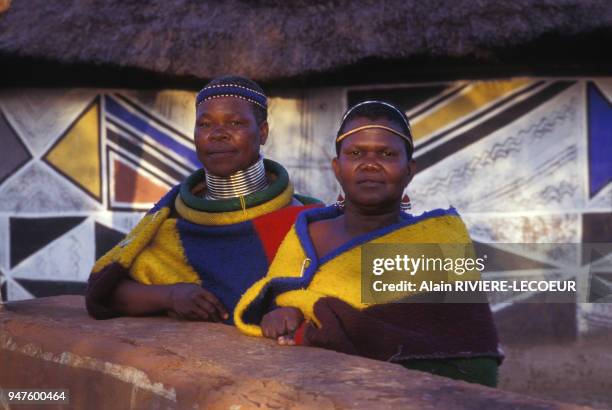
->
xmin=1 ymin=0 xmax=611 ymax=83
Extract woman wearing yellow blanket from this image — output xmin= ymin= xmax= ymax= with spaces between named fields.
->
xmin=235 ymin=101 xmax=502 ymax=386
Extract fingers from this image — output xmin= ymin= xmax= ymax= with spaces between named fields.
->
xmin=277 ymin=335 xmax=295 ymax=346
xmin=195 ymin=298 xmax=221 ymax=322
xmin=261 ymin=314 xmax=278 ymax=338
xmin=261 ymin=308 xmax=304 ymax=339
xmin=264 ymin=326 xmax=288 ymax=340
xmin=261 ymin=311 xmax=286 ymax=339
xmin=169 ymin=284 xmax=230 ymax=322
xmin=184 ymin=303 xmax=214 ymax=321
xmin=285 ymin=315 xmax=303 ymax=333
xmin=198 ymin=290 xmax=229 ymax=321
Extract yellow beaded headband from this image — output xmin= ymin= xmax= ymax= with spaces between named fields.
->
xmin=337 ymin=101 xmax=413 ymax=148
xmin=336 ymin=124 xmax=414 ymax=148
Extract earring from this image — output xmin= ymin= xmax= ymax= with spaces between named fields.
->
xmin=400 ymin=193 xmax=411 ymax=212
xmin=334 ymin=193 xmax=345 ymax=210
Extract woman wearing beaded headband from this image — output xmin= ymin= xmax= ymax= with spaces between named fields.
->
xmin=86 ymin=75 xmax=321 ymax=323
xmin=235 ymin=101 xmax=501 ymax=387
xmin=333 ymin=100 xmax=415 ymax=212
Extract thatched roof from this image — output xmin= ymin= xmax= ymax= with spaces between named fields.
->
xmin=1 ymin=0 xmax=612 ymax=85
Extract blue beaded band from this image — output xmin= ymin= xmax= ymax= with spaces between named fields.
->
xmin=196 ymin=84 xmax=268 ymax=109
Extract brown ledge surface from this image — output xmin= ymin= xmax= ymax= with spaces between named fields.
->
xmin=0 ymin=296 xmax=590 ymax=409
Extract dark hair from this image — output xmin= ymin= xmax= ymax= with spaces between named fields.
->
xmin=204 ymin=75 xmax=268 ymax=124
xmin=336 ymin=101 xmax=413 ymax=160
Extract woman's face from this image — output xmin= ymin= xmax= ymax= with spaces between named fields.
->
xmin=333 ymin=117 xmax=415 ymax=212
xmin=194 ymin=97 xmax=268 ymax=177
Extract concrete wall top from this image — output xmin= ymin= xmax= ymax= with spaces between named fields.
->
xmin=0 ymin=296 xmax=588 ymax=409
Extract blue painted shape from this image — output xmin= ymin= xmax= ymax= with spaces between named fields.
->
xmin=587 ymin=82 xmax=612 ymax=198
xmin=105 ymin=96 xmax=199 ymax=167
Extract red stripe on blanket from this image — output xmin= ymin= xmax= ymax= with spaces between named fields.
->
xmin=293 ymin=321 xmax=308 ymax=345
xmin=252 ymin=205 xmax=318 ymax=263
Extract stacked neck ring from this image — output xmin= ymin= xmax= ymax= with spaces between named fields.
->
xmin=205 ymin=156 xmax=269 ymax=200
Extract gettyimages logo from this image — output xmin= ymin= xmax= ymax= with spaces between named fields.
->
xmin=360 ymin=243 xmax=612 ymax=304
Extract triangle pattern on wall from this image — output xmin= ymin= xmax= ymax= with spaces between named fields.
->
xmin=10 ymin=216 xmax=87 ymax=269
xmin=43 ymin=97 xmax=102 ymax=201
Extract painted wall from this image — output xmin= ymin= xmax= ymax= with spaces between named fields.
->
xmin=0 ymin=78 xmax=610 ymax=334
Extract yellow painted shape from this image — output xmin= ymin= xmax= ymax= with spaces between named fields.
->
xmin=45 ymin=100 xmax=101 ymax=199
xmin=412 ymin=78 xmax=532 ymax=141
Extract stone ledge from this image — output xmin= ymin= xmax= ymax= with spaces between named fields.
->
xmin=0 ymin=296 xmax=589 ymax=409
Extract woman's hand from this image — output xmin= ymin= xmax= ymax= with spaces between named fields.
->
xmin=277 ymin=334 xmax=297 ymax=346
xmin=261 ymin=307 xmax=304 ymax=340
xmin=168 ymin=283 xmax=228 ymax=322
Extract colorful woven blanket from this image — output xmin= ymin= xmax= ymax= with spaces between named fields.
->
xmin=235 ymin=206 xmax=502 ymax=363
xmin=86 ymin=160 xmax=320 ymax=321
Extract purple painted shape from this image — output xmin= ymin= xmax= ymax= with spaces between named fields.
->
xmin=587 ymin=82 xmax=612 ymax=198
xmin=0 ymin=111 xmax=31 ymax=185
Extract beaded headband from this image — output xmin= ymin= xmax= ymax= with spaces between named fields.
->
xmin=336 ymin=125 xmax=414 ymax=148
xmin=340 ymin=100 xmax=412 ymax=131
xmin=196 ymin=84 xmax=267 ymax=109
xmin=337 ymin=101 xmax=413 ymax=148
xmin=340 ymin=100 xmax=412 ymax=136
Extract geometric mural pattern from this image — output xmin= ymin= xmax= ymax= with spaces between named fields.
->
xmin=0 ymin=110 xmax=31 ymax=185
xmin=43 ymin=98 xmax=102 ymax=201
xmin=0 ymin=81 xmax=611 ymax=339
xmin=104 ymin=94 xmax=198 ymax=210
xmin=0 ymin=90 xmax=198 ymax=302
xmin=586 ymin=82 xmax=612 ymax=199
xmin=351 ymin=79 xmax=612 ymax=334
